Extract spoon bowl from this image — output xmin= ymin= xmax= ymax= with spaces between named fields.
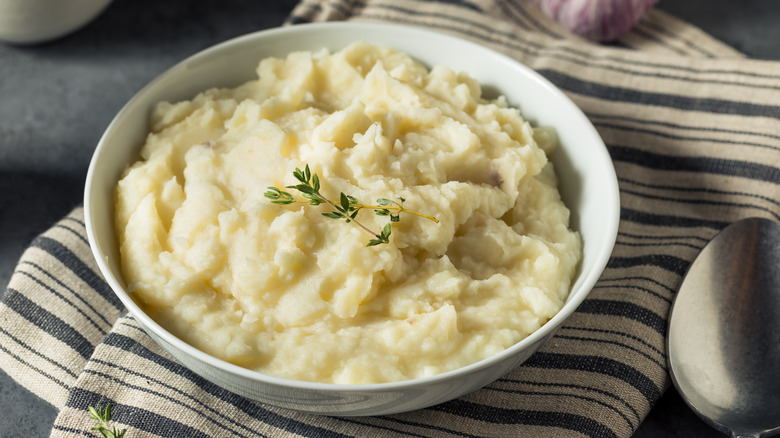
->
xmin=668 ymin=217 xmax=780 ymax=437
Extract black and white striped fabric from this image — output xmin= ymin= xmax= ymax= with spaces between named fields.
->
xmin=3 ymin=1 xmax=780 ymax=437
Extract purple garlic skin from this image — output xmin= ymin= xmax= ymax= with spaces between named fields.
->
xmin=529 ymin=0 xmax=659 ymax=42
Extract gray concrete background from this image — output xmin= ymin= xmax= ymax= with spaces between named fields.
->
xmin=1 ymin=0 xmax=778 ymax=436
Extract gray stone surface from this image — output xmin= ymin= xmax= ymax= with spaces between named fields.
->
xmin=658 ymin=1 xmax=780 ymax=59
xmin=1 ymin=0 xmax=777 ymax=436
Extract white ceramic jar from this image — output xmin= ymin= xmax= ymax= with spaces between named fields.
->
xmin=0 ymin=0 xmax=112 ymax=44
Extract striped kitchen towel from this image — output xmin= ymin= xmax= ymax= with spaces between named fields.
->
xmin=3 ymin=1 xmax=780 ymax=437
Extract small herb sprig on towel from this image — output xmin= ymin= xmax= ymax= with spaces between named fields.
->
xmin=264 ymin=164 xmax=438 ymax=246
xmin=88 ymin=404 xmax=127 ymax=438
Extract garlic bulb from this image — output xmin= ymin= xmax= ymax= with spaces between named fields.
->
xmin=529 ymin=0 xmax=659 ymax=42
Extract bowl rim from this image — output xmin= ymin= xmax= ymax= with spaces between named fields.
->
xmin=84 ymin=21 xmax=620 ymax=392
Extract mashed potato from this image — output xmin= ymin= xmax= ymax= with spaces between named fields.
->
xmin=115 ymin=42 xmax=581 ymax=384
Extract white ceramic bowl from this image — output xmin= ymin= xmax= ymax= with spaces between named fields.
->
xmin=0 ymin=0 xmax=112 ymax=44
xmin=84 ymin=22 xmax=619 ymax=416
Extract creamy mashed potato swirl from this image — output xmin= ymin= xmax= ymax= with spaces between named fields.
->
xmin=115 ymin=42 xmax=582 ymax=384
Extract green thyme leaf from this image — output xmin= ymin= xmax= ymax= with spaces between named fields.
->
xmin=339 ymin=193 xmax=351 ymax=212
xmin=294 ymin=184 xmax=316 ymax=195
xmin=367 ymin=224 xmax=392 ymax=246
xmin=312 ymin=173 xmax=320 ymax=191
xmin=264 ymin=187 xmax=295 ymax=204
xmin=293 ymin=167 xmax=305 ymax=183
xmin=87 ymin=404 xmax=127 ymax=438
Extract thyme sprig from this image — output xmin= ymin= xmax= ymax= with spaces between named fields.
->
xmin=88 ymin=404 xmax=127 ymax=438
xmin=264 ymin=164 xmax=438 ymax=246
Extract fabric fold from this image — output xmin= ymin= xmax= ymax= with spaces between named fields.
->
xmin=3 ymin=1 xmax=780 ymax=437
xmin=0 ymin=209 xmax=121 ymax=409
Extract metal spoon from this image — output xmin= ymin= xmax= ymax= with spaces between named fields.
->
xmin=668 ymin=217 xmax=780 ymax=437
